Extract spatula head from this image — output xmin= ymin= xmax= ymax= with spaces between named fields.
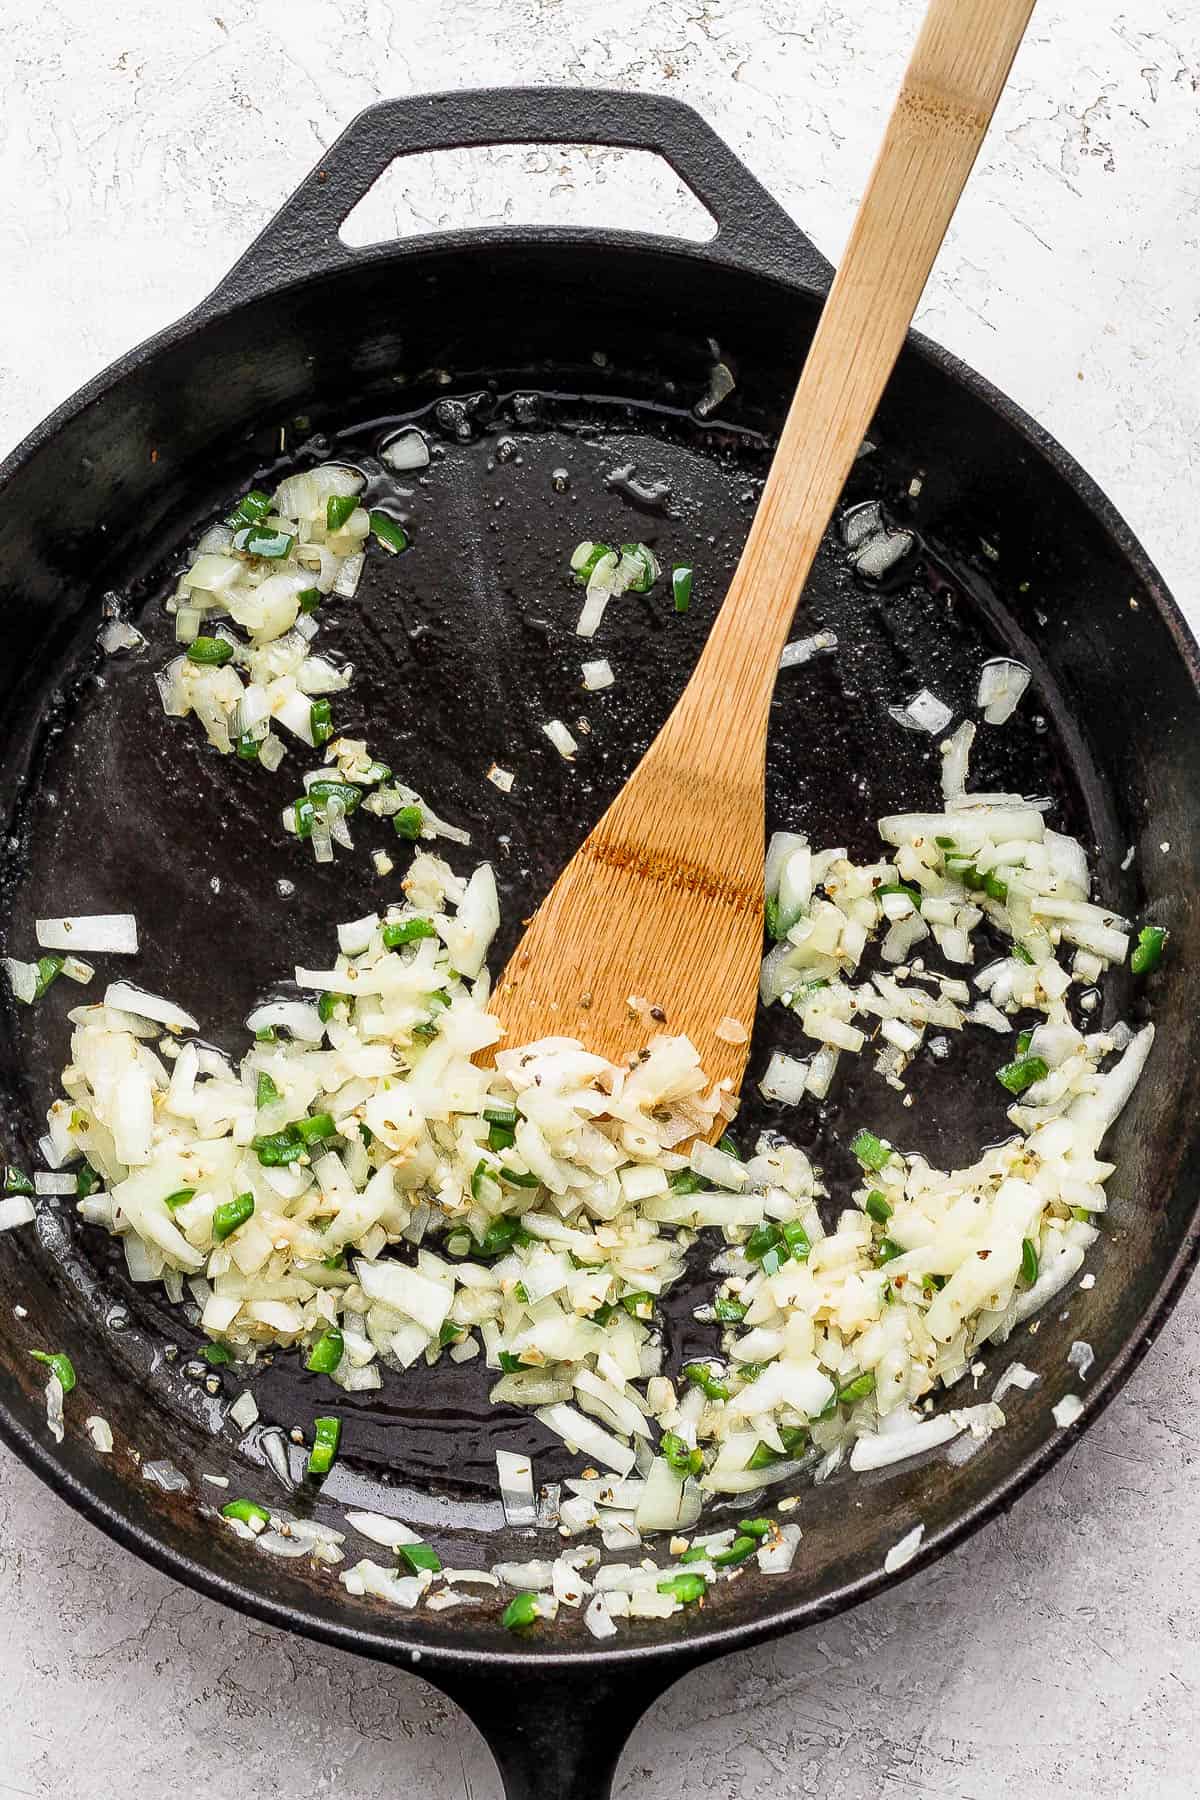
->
xmin=490 ymin=745 xmax=766 ymax=1098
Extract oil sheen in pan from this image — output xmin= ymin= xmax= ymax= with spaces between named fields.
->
xmin=2 ymin=386 xmax=1109 ymax=1501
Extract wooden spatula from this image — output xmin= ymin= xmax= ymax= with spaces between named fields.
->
xmin=491 ymin=0 xmax=1036 ymax=1095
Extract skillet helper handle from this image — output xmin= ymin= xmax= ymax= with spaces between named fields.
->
xmin=432 ymin=1658 xmax=678 ymax=1800
xmin=203 ymin=86 xmax=831 ymax=310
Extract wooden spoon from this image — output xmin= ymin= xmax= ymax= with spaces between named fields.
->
xmin=491 ymin=0 xmax=1036 ymax=1096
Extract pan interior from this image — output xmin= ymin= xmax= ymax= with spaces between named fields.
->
xmin=0 ymin=244 xmax=1195 ymax=1660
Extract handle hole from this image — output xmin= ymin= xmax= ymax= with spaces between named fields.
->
xmin=339 ymin=143 xmax=718 ymax=248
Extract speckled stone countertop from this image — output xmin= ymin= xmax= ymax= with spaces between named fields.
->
xmin=1 ymin=3 xmax=1198 ymax=1795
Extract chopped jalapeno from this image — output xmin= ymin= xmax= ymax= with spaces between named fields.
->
xmin=1021 ymin=1237 xmax=1039 ymax=1285
xmin=307 ymin=1414 xmax=341 ymax=1477
xmin=233 ymin=523 xmax=295 ymax=559
xmin=221 ymin=1498 xmax=270 ymax=1530
xmin=33 ymin=955 xmax=65 ymax=999
xmin=227 ymin=490 xmax=273 ymax=527
xmin=382 ymin=917 xmax=436 ymax=947
xmin=30 ymin=1350 xmax=75 ymax=1392
xmin=397 ymin=1541 xmax=442 ymax=1574
xmin=306 ymin=779 xmax=363 ymax=813
xmin=326 ymin=493 xmax=358 ymax=533
xmin=1131 ymin=924 xmax=1168 ymax=975
xmin=658 ymin=1572 xmax=706 ymax=1605
xmin=851 ymin=1129 xmax=893 ymax=1172
xmin=306 ymin=1329 xmax=345 ymax=1374
xmin=369 ymin=510 xmax=408 ymax=554
xmin=253 ymin=1129 xmax=305 ymax=1166
xmin=310 ymin=700 xmax=333 ymax=748
xmin=996 ymin=1054 xmax=1049 ymax=1095
xmin=187 ymin=636 xmax=235 ymax=667
xmin=660 ymin=1431 xmax=704 ymax=1476
xmin=571 ymin=542 xmax=614 ymax=584
xmin=212 ymin=1192 xmax=255 ymax=1241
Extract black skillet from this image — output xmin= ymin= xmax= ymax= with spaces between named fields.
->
xmin=1 ymin=89 xmax=1198 ymax=1798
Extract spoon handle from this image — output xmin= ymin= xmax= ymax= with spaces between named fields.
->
xmin=670 ymin=0 xmax=1037 ymax=774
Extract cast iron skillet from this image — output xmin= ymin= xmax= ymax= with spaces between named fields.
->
xmin=0 ymin=89 xmax=1197 ymax=1798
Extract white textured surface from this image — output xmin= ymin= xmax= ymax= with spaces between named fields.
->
xmin=2 ymin=2 xmax=1198 ymax=1794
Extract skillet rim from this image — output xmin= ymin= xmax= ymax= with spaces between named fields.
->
xmin=1 ymin=222 xmax=1198 ymax=1680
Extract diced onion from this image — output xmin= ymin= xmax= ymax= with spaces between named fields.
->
xmin=883 ymin=1523 xmax=924 ymax=1573
xmin=36 ymin=914 xmax=139 ymax=955
xmin=496 ymin=1449 xmax=537 ymax=1526
xmin=542 ymin=719 xmax=578 ymax=761
xmin=977 ymin=658 xmax=1032 ymax=725
xmin=382 ymin=428 xmax=431 ymax=472
xmin=34 ymin=1173 xmax=76 ymax=1196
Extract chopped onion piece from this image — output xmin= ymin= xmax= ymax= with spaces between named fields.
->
xmin=542 ymin=719 xmax=578 ymax=761
xmin=992 ymin=1362 xmax=1039 ymax=1403
xmin=0 ymin=1197 xmax=35 ymax=1232
xmin=581 ymin=658 xmax=614 ymax=691
xmin=86 ymin=1415 xmax=114 ymax=1454
xmin=229 ymin=1391 xmax=259 ymax=1432
xmin=344 ymin=1510 xmax=423 ymax=1550
xmin=496 ymin=1449 xmax=537 ymax=1526
xmin=34 ymin=1173 xmax=75 ymax=1196
xmin=883 ymin=1523 xmax=924 ymax=1573
xmin=759 ymin=1051 xmax=810 ymax=1106
xmin=1052 ymin=1393 xmax=1084 ymax=1429
xmin=977 ymin=658 xmax=1031 ymax=725
xmin=103 ymin=982 xmax=198 ymax=1034
xmin=889 ymin=689 xmax=953 ymax=735
xmin=779 ymin=630 xmax=838 ymax=670
xmin=382 ymin=428 xmax=431 ymax=472
xmin=36 ymin=914 xmax=139 ymax=955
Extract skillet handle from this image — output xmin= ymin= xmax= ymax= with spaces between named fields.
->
xmin=203 ymin=86 xmax=832 ymax=310
xmin=429 ymin=1655 xmax=683 ymax=1800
